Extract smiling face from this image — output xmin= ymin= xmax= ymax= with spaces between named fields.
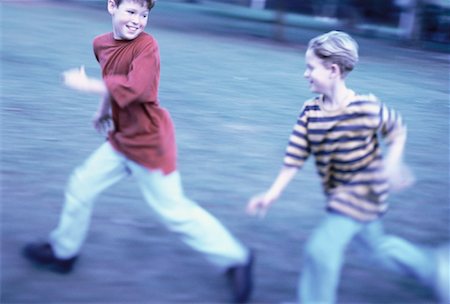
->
xmin=303 ymin=49 xmax=334 ymax=95
xmin=108 ymin=0 xmax=149 ymax=40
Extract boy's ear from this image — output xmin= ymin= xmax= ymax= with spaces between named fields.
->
xmin=330 ymin=64 xmax=341 ymax=78
xmin=107 ymin=0 xmax=117 ymax=14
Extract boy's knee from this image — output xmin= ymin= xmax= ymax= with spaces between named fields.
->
xmin=364 ymin=234 xmax=402 ymax=254
xmin=160 ymin=204 xmax=212 ymax=236
xmin=305 ymin=237 xmax=332 ymax=262
xmin=303 ymin=233 xmax=345 ymax=273
xmin=67 ymin=164 xmax=90 ymax=186
xmin=65 ymin=167 xmax=97 ymax=205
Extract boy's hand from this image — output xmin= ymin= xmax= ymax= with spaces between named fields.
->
xmin=247 ymin=191 xmax=278 ymax=218
xmin=63 ymin=66 xmax=90 ymax=92
xmin=384 ymin=161 xmax=415 ymax=192
xmin=92 ymin=112 xmax=112 ymax=134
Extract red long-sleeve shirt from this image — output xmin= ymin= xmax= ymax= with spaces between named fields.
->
xmin=94 ymin=32 xmax=176 ymax=174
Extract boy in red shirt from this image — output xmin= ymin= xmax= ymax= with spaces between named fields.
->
xmin=23 ymin=1 xmax=253 ymax=302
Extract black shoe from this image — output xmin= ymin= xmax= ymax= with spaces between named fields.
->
xmin=23 ymin=242 xmax=77 ymax=274
xmin=226 ymin=251 xmax=254 ymax=303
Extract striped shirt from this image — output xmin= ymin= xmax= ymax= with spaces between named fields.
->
xmin=284 ymin=94 xmax=406 ymax=221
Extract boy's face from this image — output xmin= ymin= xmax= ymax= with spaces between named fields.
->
xmin=303 ymin=49 xmax=335 ymax=95
xmin=108 ymin=0 xmax=149 ymax=40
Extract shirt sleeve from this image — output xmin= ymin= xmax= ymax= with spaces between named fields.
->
xmin=104 ymin=39 xmax=160 ymax=108
xmin=283 ymin=106 xmax=311 ymax=168
xmin=378 ymin=102 xmax=406 ymax=145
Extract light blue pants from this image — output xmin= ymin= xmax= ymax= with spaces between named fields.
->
xmin=49 ymin=142 xmax=248 ymax=269
xmin=299 ymin=213 xmax=436 ymax=304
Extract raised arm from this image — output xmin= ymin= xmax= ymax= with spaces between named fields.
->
xmin=62 ymin=66 xmax=112 ymax=133
xmin=62 ymin=66 xmax=107 ymax=95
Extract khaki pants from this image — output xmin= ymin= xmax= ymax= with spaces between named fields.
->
xmin=50 ymin=142 xmax=248 ymax=269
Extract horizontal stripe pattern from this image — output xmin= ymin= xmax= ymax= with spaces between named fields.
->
xmin=284 ymin=94 xmax=405 ymax=221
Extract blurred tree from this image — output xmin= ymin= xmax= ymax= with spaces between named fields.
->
xmin=420 ymin=0 xmax=450 ymax=43
xmin=273 ymin=0 xmax=286 ymax=41
xmin=250 ymin=0 xmax=267 ymax=9
xmin=396 ymin=0 xmax=419 ymax=40
xmin=312 ymin=0 xmax=339 ymax=18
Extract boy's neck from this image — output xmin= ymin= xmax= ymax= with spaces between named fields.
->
xmin=322 ymin=83 xmax=354 ymax=111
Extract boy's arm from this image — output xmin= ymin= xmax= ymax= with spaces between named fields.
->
xmin=63 ymin=66 xmax=107 ymax=95
xmin=62 ymin=66 xmax=112 ymax=133
xmin=384 ymin=126 xmax=406 ymax=170
xmin=248 ymin=105 xmax=310 ymax=217
xmin=383 ymin=127 xmax=415 ymax=191
xmin=104 ymin=40 xmax=160 ymax=108
xmin=247 ymin=166 xmax=298 ymax=217
xmin=379 ymin=104 xmax=414 ymax=191
xmin=92 ymin=93 xmax=112 ymax=134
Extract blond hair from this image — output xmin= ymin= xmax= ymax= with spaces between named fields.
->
xmin=308 ymin=31 xmax=359 ymax=77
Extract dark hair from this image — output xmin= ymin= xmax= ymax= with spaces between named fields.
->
xmin=114 ymin=0 xmax=156 ymax=10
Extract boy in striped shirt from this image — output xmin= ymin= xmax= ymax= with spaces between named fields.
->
xmin=247 ymin=31 xmax=448 ymax=303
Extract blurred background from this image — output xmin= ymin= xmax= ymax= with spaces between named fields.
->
xmin=1 ymin=0 xmax=449 ymax=303
xmin=64 ymin=0 xmax=450 ymax=47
